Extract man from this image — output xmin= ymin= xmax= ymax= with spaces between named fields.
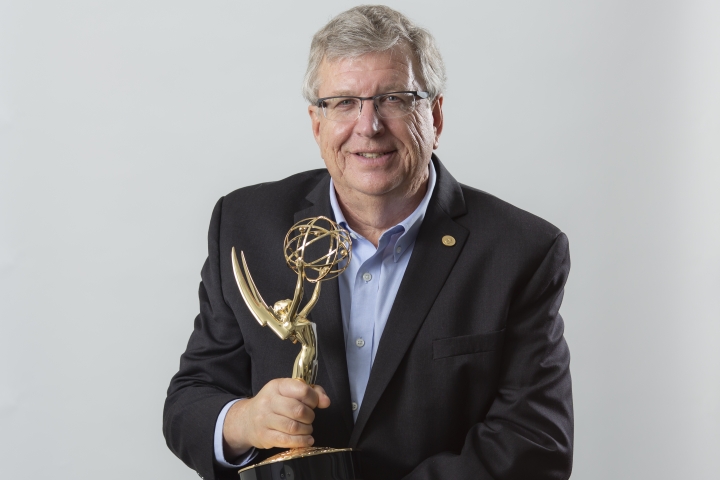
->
xmin=164 ymin=5 xmax=573 ymax=480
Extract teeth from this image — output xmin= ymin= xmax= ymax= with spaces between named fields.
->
xmin=358 ymin=152 xmax=384 ymax=158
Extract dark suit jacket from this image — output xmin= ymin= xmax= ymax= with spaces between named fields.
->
xmin=163 ymin=156 xmax=573 ymax=480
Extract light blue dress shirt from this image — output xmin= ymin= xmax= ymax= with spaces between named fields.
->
xmin=214 ymin=162 xmax=436 ymax=466
xmin=330 ymin=162 xmax=436 ymax=420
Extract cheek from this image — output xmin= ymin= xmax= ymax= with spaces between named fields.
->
xmin=404 ymin=114 xmax=433 ymax=154
xmin=318 ymin=125 xmax=352 ymax=171
xmin=319 ymin=123 xmax=351 ymax=152
xmin=415 ymin=113 xmax=437 ymax=153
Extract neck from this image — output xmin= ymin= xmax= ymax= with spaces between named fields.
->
xmin=334 ymin=177 xmax=428 ymax=247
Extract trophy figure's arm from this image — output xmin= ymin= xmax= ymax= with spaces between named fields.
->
xmin=298 ymin=282 xmax=321 ymax=319
xmin=284 ymin=264 xmax=305 ymax=323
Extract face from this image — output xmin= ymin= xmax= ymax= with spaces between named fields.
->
xmin=309 ymin=47 xmax=443 ymax=202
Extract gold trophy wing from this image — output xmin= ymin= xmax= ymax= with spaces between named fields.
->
xmin=231 ymin=247 xmax=279 ymax=328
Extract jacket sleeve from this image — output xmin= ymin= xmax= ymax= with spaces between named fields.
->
xmin=163 ymin=197 xmax=253 ymax=480
xmin=403 ymin=233 xmax=573 ymax=480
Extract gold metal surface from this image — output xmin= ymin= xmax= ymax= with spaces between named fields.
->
xmin=441 ymin=235 xmax=456 ymax=246
xmin=237 ymin=447 xmax=353 ymax=474
xmin=231 ymin=216 xmax=352 ymax=384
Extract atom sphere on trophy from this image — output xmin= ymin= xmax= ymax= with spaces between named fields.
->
xmin=283 ymin=216 xmax=352 ymax=282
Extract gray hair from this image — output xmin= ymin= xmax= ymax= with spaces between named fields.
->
xmin=302 ymin=5 xmax=446 ymax=105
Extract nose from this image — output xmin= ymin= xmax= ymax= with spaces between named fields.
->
xmin=354 ymin=99 xmax=384 ymax=136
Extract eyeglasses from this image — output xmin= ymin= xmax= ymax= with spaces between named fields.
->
xmin=316 ymin=91 xmax=429 ymax=122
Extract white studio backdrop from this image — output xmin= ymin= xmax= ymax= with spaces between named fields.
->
xmin=0 ymin=1 xmax=718 ymax=479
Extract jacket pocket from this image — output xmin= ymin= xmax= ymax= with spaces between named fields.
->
xmin=433 ymin=329 xmax=505 ymax=359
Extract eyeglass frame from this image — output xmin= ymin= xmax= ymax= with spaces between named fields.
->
xmin=315 ymin=90 xmax=430 ymax=121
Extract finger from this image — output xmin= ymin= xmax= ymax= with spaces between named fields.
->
xmin=277 ymin=378 xmax=321 ymax=408
xmin=271 ymin=396 xmax=316 ymax=425
xmin=312 ymin=384 xmax=331 ymax=409
xmin=265 ymin=429 xmax=315 ymax=449
xmin=265 ymin=412 xmax=314 ymax=437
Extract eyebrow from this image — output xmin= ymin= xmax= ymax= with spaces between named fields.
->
xmin=325 ymin=86 xmax=414 ymax=97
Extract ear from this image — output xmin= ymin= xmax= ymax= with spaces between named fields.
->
xmin=308 ymin=105 xmax=322 ymax=146
xmin=431 ymin=95 xmax=444 ymax=150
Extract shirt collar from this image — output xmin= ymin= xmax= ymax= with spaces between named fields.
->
xmin=329 ymin=161 xmax=437 ymax=262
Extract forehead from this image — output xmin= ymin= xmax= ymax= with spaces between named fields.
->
xmin=317 ymin=47 xmax=420 ymax=97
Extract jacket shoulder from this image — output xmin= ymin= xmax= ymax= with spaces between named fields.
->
xmin=455 ymin=184 xmax=569 ymax=301
xmin=219 ymin=169 xmax=328 ymax=220
xmin=225 ymin=169 xmax=327 ymax=203
xmin=458 ymin=184 xmax=564 ymax=250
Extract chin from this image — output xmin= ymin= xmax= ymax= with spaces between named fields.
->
xmin=349 ymin=179 xmax=401 ymax=197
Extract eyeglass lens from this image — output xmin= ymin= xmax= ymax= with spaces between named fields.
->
xmin=322 ymin=93 xmax=417 ymax=121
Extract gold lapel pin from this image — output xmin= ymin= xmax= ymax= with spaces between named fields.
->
xmin=441 ymin=235 xmax=456 ymax=247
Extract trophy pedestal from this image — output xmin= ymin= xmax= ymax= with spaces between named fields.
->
xmin=238 ymin=447 xmax=361 ymax=480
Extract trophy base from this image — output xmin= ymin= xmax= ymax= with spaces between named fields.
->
xmin=237 ymin=447 xmax=361 ymax=480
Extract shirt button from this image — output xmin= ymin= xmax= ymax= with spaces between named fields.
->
xmin=362 ymin=272 xmax=372 ymax=282
xmin=396 ymin=246 xmax=402 ymax=253
xmin=355 ymin=338 xmax=365 ymax=347
xmin=351 ymin=402 xmax=358 ymax=411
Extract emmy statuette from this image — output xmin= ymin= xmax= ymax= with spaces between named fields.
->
xmin=231 ymin=217 xmax=361 ymax=480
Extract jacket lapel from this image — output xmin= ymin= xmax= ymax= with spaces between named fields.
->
xmin=294 ymin=175 xmax=355 ymax=436
xmin=349 ymin=156 xmax=468 ymax=446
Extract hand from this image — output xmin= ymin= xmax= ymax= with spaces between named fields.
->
xmin=222 ymin=378 xmax=331 ymax=457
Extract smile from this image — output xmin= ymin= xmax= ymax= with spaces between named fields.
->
xmin=356 ymin=151 xmax=393 ymax=159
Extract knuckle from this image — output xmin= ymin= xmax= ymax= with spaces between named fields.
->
xmin=292 ymin=403 xmax=306 ymax=419
xmin=303 ymin=392 xmax=318 ymax=407
xmin=257 ymin=395 xmax=270 ymax=410
xmin=285 ymin=419 xmax=299 ymax=434
xmin=251 ymin=412 xmax=263 ymax=427
xmin=274 ymin=432 xmax=291 ymax=446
